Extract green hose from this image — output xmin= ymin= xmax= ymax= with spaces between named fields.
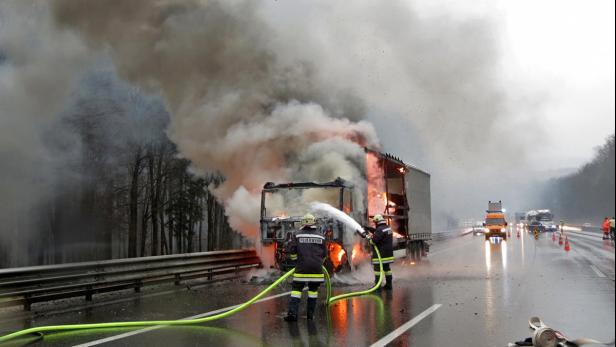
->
xmin=322 ymin=265 xmax=332 ymax=303
xmin=326 ymin=240 xmax=384 ymax=304
xmin=0 ymin=242 xmax=385 ymax=344
xmin=0 ymin=268 xmax=296 ymax=344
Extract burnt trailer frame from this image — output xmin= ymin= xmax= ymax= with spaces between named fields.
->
xmin=366 ymin=149 xmax=432 ymax=260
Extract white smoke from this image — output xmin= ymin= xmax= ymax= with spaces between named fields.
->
xmin=0 ymin=1 xmax=92 ymax=262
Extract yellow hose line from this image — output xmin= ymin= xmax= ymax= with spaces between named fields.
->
xmin=327 ymin=240 xmax=384 ymax=304
xmin=0 ymin=268 xmax=295 ymax=344
xmin=1 ymin=242 xmax=385 ymax=343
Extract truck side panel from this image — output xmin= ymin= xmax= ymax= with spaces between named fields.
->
xmin=405 ymin=167 xmax=432 ymax=240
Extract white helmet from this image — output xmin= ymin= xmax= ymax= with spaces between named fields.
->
xmin=300 ymin=213 xmax=316 ymax=227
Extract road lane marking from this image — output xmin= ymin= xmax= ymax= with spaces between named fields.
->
xmin=369 ymin=304 xmax=442 ymax=347
xmin=590 ymin=265 xmax=607 ymax=278
xmin=72 ymin=291 xmax=291 ymax=347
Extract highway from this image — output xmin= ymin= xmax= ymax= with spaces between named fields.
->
xmin=1 ymin=229 xmax=614 ymax=346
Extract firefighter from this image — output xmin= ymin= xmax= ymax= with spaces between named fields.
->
xmin=370 ymin=214 xmax=394 ymax=290
xmin=284 ymin=213 xmax=327 ymax=322
xmin=602 ymin=217 xmax=610 ymax=239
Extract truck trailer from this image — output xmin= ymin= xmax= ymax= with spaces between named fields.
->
xmin=259 ymin=148 xmax=431 ymax=273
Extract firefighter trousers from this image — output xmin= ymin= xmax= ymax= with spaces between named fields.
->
xmin=287 ymin=281 xmax=321 ymax=319
xmin=373 ymin=263 xmax=393 ymax=288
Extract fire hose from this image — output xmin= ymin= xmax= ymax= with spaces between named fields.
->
xmin=0 ymin=243 xmax=384 ymax=344
xmin=508 ymin=316 xmax=614 ymax=347
xmin=324 ymin=239 xmax=384 ymax=304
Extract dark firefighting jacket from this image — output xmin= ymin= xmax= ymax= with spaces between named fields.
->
xmin=287 ymin=226 xmax=327 ymax=282
xmin=371 ymin=222 xmax=394 ymax=264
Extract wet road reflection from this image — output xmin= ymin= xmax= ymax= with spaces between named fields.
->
xmin=484 ymin=238 xmax=508 ymax=272
xmin=2 ymin=231 xmax=613 ymax=347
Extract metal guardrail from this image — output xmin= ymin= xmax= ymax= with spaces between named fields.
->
xmin=0 ymin=249 xmax=261 ymax=311
xmin=431 ymin=229 xmax=467 ymax=241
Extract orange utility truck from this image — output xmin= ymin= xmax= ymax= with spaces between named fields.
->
xmin=483 ymin=201 xmax=508 ymax=240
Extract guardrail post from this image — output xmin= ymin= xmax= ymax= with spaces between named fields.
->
xmin=207 ymin=269 xmax=213 ymax=281
xmin=86 ymin=285 xmax=93 ymax=301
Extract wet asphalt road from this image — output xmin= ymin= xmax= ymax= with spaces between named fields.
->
xmin=1 ymin=229 xmax=614 ymax=347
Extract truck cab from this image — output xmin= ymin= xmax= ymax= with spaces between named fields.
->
xmin=260 ymin=149 xmax=432 ymax=273
xmin=484 ymin=201 xmax=508 ymax=240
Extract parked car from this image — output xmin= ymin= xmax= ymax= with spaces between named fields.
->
xmin=471 ymin=225 xmax=485 ymax=236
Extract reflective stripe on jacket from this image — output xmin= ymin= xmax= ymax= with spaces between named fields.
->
xmin=287 ymin=226 xmax=327 ymax=282
xmin=371 ymin=222 xmax=394 ymax=263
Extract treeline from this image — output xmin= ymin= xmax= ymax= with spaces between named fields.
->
xmin=543 ymin=134 xmax=615 ymax=223
xmin=0 ymin=69 xmax=244 ymax=268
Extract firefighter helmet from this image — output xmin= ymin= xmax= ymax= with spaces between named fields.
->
xmin=373 ymin=214 xmax=385 ymax=223
xmin=300 ymin=213 xmax=316 ymax=227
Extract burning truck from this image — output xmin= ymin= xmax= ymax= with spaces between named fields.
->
xmin=260 ymin=148 xmax=431 ymax=273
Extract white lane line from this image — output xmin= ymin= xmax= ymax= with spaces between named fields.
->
xmin=369 ymin=304 xmax=442 ymax=347
xmin=72 ymin=291 xmax=291 ymax=347
xmin=590 ymin=265 xmax=607 ymax=278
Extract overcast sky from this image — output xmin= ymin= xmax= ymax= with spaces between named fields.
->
xmin=488 ymin=0 xmax=614 ymax=170
xmin=368 ymin=0 xmax=615 ymax=176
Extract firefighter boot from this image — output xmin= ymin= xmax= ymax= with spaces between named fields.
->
xmin=306 ymin=298 xmax=317 ymax=320
xmin=284 ymin=297 xmax=300 ymax=322
xmin=384 ymin=275 xmax=393 ymax=290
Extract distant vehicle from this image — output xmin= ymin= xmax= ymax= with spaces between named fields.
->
xmin=525 ymin=209 xmax=557 ymax=232
xmin=582 ymin=222 xmax=593 ymax=231
xmin=528 ymin=220 xmax=543 ymax=233
xmin=471 ymin=224 xmax=485 ymax=236
xmin=484 ymin=200 xmax=508 ymax=240
xmin=514 ymin=212 xmax=527 ymax=229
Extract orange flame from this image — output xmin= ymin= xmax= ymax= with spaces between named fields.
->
xmin=337 ymin=248 xmax=345 ymax=263
xmin=328 ymin=242 xmax=346 ymax=269
xmin=366 ymin=152 xmax=386 ymax=217
xmin=351 ymin=243 xmax=362 ymax=261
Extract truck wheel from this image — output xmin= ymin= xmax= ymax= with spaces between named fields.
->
xmin=410 ymin=241 xmax=421 ymax=262
xmin=415 ymin=241 xmax=423 ymax=262
xmin=405 ymin=242 xmax=413 ymax=260
xmin=407 ymin=242 xmax=415 ymax=261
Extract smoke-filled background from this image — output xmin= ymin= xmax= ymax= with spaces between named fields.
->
xmin=0 ymin=0 xmax=614 ymax=266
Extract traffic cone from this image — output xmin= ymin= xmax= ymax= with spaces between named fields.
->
xmin=558 ymin=233 xmax=563 ymax=245
xmin=552 ymin=232 xmax=556 ymax=242
xmin=564 ymin=236 xmax=571 ymax=252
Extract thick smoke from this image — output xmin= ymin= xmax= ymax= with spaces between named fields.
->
xmin=0 ymin=1 xmax=92 ymax=261
xmin=50 ymin=0 xmax=381 ymax=239
xmin=47 ymin=0 xmax=535 ymax=235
